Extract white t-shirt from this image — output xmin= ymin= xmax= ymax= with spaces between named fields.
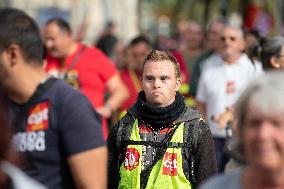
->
xmin=202 ymin=53 xmax=223 ymax=71
xmin=200 ymin=168 xmax=243 ymax=189
xmin=196 ymin=54 xmax=262 ymax=138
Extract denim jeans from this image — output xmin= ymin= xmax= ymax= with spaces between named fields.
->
xmin=213 ymin=137 xmax=229 ymax=173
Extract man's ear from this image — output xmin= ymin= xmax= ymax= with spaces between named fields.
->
xmin=239 ymin=38 xmax=246 ymax=51
xmin=175 ymin=77 xmax=182 ymax=92
xmin=270 ymin=56 xmax=281 ymax=68
xmin=5 ymin=44 xmax=22 ymax=67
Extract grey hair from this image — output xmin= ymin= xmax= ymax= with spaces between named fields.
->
xmin=234 ymin=71 xmax=284 ymax=156
xmin=222 ymin=24 xmax=244 ymax=38
xmin=206 ymin=19 xmax=225 ymax=33
xmin=260 ymin=36 xmax=284 ymax=70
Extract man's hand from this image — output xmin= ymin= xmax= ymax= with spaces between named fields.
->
xmin=97 ymin=105 xmax=112 ymax=118
xmin=212 ymin=107 xmax=234 ymax=130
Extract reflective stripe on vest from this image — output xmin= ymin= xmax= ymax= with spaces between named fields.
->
xmin=118 ymin=119 xmax=192 ymax=189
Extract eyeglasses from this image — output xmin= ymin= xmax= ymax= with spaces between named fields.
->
xmin=220 ymin=36 xmax=236 ymax=42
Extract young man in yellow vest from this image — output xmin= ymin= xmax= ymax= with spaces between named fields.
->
xmin=108 ymin=50 xmax=217 ymax=189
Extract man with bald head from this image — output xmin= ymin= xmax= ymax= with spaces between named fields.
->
xmin=196 ymin=25 xmax=262 ymax=172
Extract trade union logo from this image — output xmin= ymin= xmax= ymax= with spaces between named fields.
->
xmin=64 ymin=69 xmax=80 ymax=89
xmin=124 ymin=148 xmax=140 ymax=170
xmin=13 ymin=101 xmax=49 ymax=152
xmin=162 ymin=152 xmax=178 ymax=176
xmin=26 ymin=101 xmax=49 ymax=132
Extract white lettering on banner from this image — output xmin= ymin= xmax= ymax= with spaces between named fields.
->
xmin=13 ymin=131 xmax=46 ymax=152
xmin=28 ymin=108 xmax=48 ymax=125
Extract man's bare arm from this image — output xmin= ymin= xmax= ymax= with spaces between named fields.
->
xmin=97 ymin=73 xmax=129 ymax=118
xmin=68 ymin=146 xmax=107 ymax=189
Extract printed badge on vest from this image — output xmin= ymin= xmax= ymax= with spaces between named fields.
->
xmin=124 ymin=148 xmax=140 ymax=170
xmin=163 ymin=152 xmax=178 ymax=176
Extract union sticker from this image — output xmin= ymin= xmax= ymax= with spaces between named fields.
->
xmin=162 ymin=152 xmax=178 ymax=176
xmin=26 ymin=101 xmax=49 ymax=132
xmin=124 ymin=148 xmax=140 ymax=170
xmin=64 ymin=69 xmax=80 ymax=89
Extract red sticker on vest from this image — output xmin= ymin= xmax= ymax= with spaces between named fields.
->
xmin=124 ymin=148 xmax=140 ymax=170
xmin=162 ymin=152 xmax=178 ymax=176
xmin=26 ymin=101 xmax=49 ymax=132
xmin=139 ymin=124 xmax=152 ymax=134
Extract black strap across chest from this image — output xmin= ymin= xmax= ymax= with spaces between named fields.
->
xmin=121 ymin=140 xmax=191 ymax=149
xmin=118 ymin=113 xmax=199 ymax=189
xmin=64 ymin=45 xmax=86 ymax=72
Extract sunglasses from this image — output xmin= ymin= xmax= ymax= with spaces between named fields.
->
xmin=220 ymin=36 xmax=236 ymax=42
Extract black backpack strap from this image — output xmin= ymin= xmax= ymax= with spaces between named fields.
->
xmin=140 ymin=125 xmax=179 ymax=189
xmin=65 ymin=45 xmax=86 ymax=71
xmin=117 ymin=112 xmax=136 ymax=166
xmin=183 ymin=117 xmax=200 ymax=187
xmin=121 ymin=140 xmax=191 ymax=148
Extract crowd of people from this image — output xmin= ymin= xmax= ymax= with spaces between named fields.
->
xmin=1 ymin=7 xmax=284 ymax=189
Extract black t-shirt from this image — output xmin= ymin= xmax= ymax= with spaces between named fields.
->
xmin=9 ymin=79 xmax=105 ymax=189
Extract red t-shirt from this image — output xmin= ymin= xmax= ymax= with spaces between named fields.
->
xmin=119 ymin=69 xmax=141 ymax=111
xmin=45 ymin=43 xmax=117 ymax=108
xmin=45 ymin=44 xmax=117 ymax=139
xmin=172 ymin=51 xmax=189 ymax=83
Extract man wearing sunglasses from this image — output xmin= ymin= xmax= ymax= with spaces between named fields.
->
xmin=196 ymin=25 xmax=262 ymax=173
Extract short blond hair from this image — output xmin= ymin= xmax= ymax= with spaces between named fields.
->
xmin=142 ymin=50 xmax=181 ymax=78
